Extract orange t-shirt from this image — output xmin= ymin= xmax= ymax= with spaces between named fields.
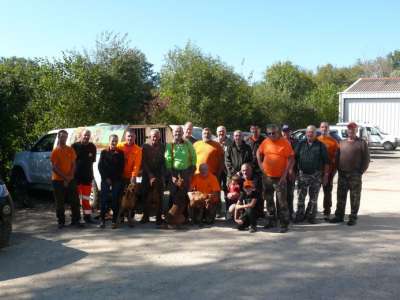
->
xmin=50 ymin=146 xmax=77 ymax=181
xmin=193 ymin=140 xmax=224 ymax=175
xmin=117 ymin=142 xmax=142 ymax=178
xmin=317 ymin=135 xmax=339 ymax=166
xmin=191 ymin=173 xmax=221 ymax=194
xmin=258 ymin=138 xmax=294 ymax=177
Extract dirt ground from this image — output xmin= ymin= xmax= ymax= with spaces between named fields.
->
xmin=1 ymin=149 xmax=400 ymax=300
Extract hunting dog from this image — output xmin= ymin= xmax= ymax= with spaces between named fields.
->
xmin=118 ymin=183 xmax=138 ymax=227
xmin=165 ymin=176 xmax=187 ymax=226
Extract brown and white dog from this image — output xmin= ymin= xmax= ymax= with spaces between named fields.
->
xmin=118 ymin=183 xmax=138 ymax=227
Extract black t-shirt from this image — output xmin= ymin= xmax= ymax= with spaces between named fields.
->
xmin=239 ymin=189 xmax=259 ymax=205
xmin=72 ymin=142 xmax=97 ymax=184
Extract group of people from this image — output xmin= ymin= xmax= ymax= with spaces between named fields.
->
xmin=50 ymin=121 xmax=370 ymax=233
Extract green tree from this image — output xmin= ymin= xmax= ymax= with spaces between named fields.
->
xmin=156 ymin=43 xmax=253 ymax=130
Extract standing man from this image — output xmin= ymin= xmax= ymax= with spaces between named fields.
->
xmin=215 ymin=125 xmax=233 ymax=218
xmin=165 ymin=125 xmax=197 ymax=216
xmin=141 ymin=129 xmax=166 ymax=225
xmin=317 ymin=122 xmax=340 ymax=220
xmin=281 ymin=124 xmax=297 ymax=220
xmin=257 ymin=124 xmax=294 ymax=233
xmin=98 ymin=134 xmax=125 ymax=229
xmin=247 ymin=125 xmax=266 ymax=217
xmin=225 ymin=130 xmax=253 ymax=181
xmin=51 ymin=130 xmax=82 ymax=229
xmin=330 ymin=122 xmax=370 ymax=226
xmin=294 ymin=125 xmax=329 ymax=224
xmin=72 ymin=129 xmax=97 ymax=224
xmin=193 ymin=128 xmax=224 ymax=177
xmin=183 ymin=121 xmax=197 ymax=144
xmin=117 ymin=128 xmax=142 ymax=186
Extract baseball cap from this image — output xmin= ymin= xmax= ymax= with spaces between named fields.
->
xmin=282 ymin=124 xmax=290 ymax=132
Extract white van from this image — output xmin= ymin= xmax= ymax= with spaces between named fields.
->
xmin=11 ymin=124 xmax=173 ymax=206
xmin=336 ymin=122 xmax=398 ymax=151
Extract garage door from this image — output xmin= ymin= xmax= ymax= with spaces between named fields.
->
xmin=344 ymin=98 xmax=400 ymax=137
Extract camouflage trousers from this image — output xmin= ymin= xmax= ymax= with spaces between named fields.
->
xmin=262 ymin=175 xmax=289 ymax=226
xmin=322 ymin=171 xmax=335 ymax=216
xmin=296 ymin=171 xmax=322 ymax=220
xmin=335 ymin=171 xmax=362 ymax=220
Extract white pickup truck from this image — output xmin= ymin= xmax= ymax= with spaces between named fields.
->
xmin=11 ymin=124 xmax=172 ymax=206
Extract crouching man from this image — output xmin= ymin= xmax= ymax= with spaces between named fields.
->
xmin=233 ymin=179 xmax=259 ymax=233
xmin=189 ymin=163 xmax=221 ymax=226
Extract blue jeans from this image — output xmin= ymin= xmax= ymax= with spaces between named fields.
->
xmin=100 ymin=180 xmax=123 ymax=223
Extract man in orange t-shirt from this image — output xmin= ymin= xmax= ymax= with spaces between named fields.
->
xmin=193 ymin=128 xmax=224 ymax=177
xmin=117 ymin=128 xmax=143 ymax=185
xmin=257 ymin=124 xmax=294 ymax=233
xmin=190 ymin=163 xmax=221 ymax=225
xmin=317 ymin=122 xmax=340 ymax=220
xmin=51 ymin=130 xmax=82 ymax=229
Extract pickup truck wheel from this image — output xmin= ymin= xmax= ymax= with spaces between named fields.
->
xmin=0 ymin=218 xmax=12 ymax=248
xmin=383 ymin=142 xmax=395 ymax=151
xmin=11 ymin=170 xmax=32 ymax=208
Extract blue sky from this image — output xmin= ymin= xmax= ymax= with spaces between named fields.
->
xmin=1 ymin=0 xmax=399 ymax=80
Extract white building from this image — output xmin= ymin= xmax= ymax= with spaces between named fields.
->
xmin=339 ymin=78 xmax=400 ymax=138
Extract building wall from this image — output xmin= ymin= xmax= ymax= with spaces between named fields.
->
xmin=342 ymin=98 xmax=400 ymax=137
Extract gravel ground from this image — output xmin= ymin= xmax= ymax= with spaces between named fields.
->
xmin=1 ymin=149 xmax=399 ymax=300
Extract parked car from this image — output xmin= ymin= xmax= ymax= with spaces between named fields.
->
xmin=11 ymin=123 xmax=173 ymax=207
xmin=0 ymin=177 xmax=14 ymax=248
xmin=336 ymin=122 xmax=398 ymax=151
xmin=291 ymin=129 xmax=341 ymax=142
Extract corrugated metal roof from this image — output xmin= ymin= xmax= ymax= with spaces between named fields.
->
xmin=345 ymin=78 xmax=400 ymax=92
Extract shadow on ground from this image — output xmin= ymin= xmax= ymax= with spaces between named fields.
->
xmin=0 ymin=233 xmax=87 ymax=281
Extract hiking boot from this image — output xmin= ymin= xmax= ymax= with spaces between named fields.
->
xmin=111 ymin=222 xmax=118 ymax=229
xmin=294 ymin=214 xmax=305 ymax=224
xmin=70 ymin=221 xmax=84 ymax=228
xmin=308 ymin=218 xmax=317 ymax=224
xmin=347 ymin=218 xmax=357 ymax=226
xmin=280 ymin=225 xmax=289 ymax=233
xmin=329 ymin=216 xmax=344 ymax=223
xmin=140 ymin=215 xmax=150 ymax=224
xmin=264 ymin=219 xmax=277 ymax=229
xmin=323 ymin=213 xmax=330 ymax=221
xmin=98 ymin=221 xmax=106 ymax=229
xmin=84 ymin=215 xmax=97 ymax=224
xmin=249 ymin=226 xmax=257 ymax=233
xmin=237 ymin=224 xmax=248 ymax=231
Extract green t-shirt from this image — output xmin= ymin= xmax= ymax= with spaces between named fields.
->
xmin=165 ymin=141 xmax=197 ymax=171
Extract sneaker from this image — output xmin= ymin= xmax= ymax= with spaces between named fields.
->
xmin=249 ymin=227 xmax=257 ymax=233
xmin=329 ymin=216 xmax=344 ymax=223
xmin=280 ymin=226 xmax=289 ymax=233
xmin=111 ymin=222 xmax=118 ymax=229
xmin=347 ymin=219 xmax=357 ymax=226
xmin=140 ymin=216 xmax=149 ymax=224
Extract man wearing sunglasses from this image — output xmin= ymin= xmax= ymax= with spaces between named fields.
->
xmin=257 ymin=124 xmax=294 ymax=233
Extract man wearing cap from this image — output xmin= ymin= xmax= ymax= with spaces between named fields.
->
xmin=330 ymin=122 xmax=370 ymax=226
xmin=281 ymin=124 xmax=297 ymax=220
xmin=257 ymin=124 xmax=294 ymax=233
xmin=317 ymin=122 xmax=340 ymax=220
xmin=294 ymin=125 xmax=329 ymax=224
